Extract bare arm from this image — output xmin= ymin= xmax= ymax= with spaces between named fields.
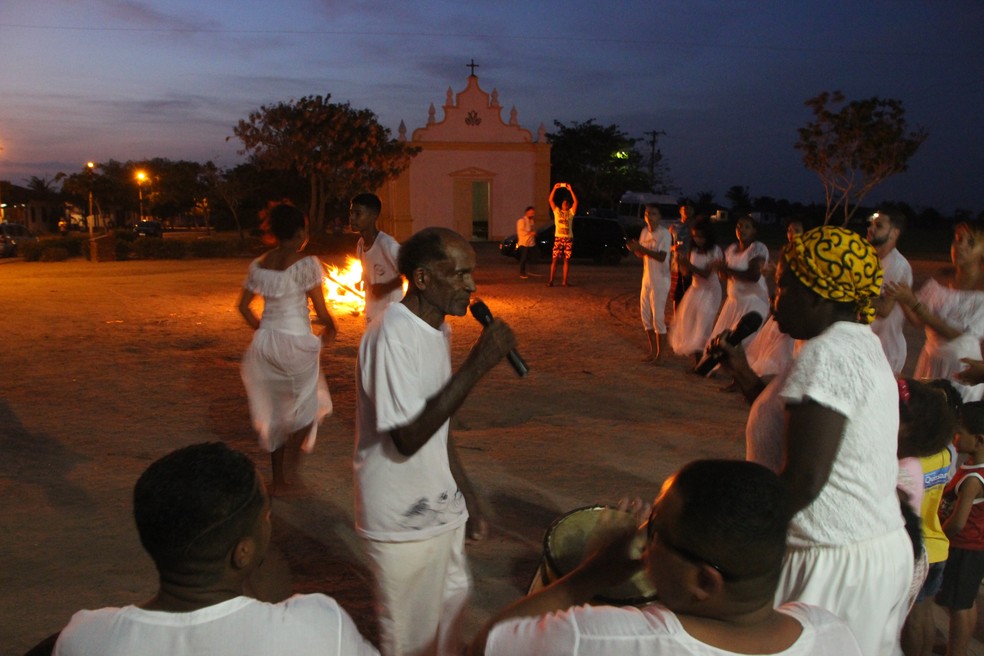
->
xmin=468 ymin=501 xmax=646 ymax=656
xmin=781 ymin=400 xmax=848 ymax=515
xmin=885 ymin=281 xmax=962 ymax=340
xmin=568 ymin=188 xmax=578 ymax=215
xmin=548 ymin=184 xmax=561 ymax=212
xmin=958 ymin=358 xmax=984 ymax=386
xmin=368 ymin=276 xmax=404 ymax=300
xmin=721 ymin=256 xmax=764 ymax=283
xmin=238 ymin=288 xmax=260 ymax=330
xmin=943 ymin=476 xmax=983 ymax=539
xmin=307 ymin=286 xmax=337 ymax=344
xmin=448 ymin=435 xmax=491 ymax=541
xmin=626 ymin=239 xmax=668 ymax=262
xmin=390 ymin=320 xmax=515 ymax=456
xmin=715 ymin=336 xmax=766 ymax=403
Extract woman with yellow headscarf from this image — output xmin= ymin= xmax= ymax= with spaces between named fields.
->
xmin=715 ymin=226 xmax=912 ymax=656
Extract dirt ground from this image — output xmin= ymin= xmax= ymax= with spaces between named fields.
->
xmin=0 ymin=243 xmax=979 ymax=654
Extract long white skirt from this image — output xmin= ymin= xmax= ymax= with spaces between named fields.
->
xmin=669 ymin=277 xmax=722 ymax=355
xmin=241 ymin=328 xmax=332 ymax=453
xmin=914 ymin=333 xmax=984 ymax=402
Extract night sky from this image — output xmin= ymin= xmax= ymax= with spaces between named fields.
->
xmin=2 ymin=0 xmax=982 ymax=213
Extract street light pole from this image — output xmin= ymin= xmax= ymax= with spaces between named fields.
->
xmin=135 ymin=170 xmax=147 ymax=222
xmin=87 ymin=161 xmax=95 ymax=237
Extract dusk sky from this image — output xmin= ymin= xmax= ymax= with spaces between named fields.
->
xmin=2 ymin=1 xmax=982 ymax=214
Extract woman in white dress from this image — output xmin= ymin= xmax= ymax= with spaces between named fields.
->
xmin=706 ymin=215 xmax=770 ymax=350
xmin=238 ymin=203 xmax=337 ymax=491
xmin=886 ymin=220 xmax=984 ymax=402
xmin=715 ymin=226 xmax=912 ymax=656
xmin=745 ymin=218 xmax=806 ymax=378
xmin=669 ymin=220 xmax=723 ymax=360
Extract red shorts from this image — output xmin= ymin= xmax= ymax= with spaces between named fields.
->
xmin=552 ymin=237 xmax=572 ymax=260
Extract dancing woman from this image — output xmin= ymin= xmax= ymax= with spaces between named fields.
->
xmin=886 ymin=220 xmax=984 ymax=402
xmin=239 ymin=203 xmax=337 ymax=491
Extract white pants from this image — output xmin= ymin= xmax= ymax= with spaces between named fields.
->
xmin=776 ymin=526 xmax=913 ymax=656
xmin=640 ymin=272 xmax=670 ymax=332
xmin=363 ymin=525 xmax=471 ymax=656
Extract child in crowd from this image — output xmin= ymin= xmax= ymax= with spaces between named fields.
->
xmin=669 ymin=220 xmax=723 ymax=361
xmin=936 ymin=401 xmax=984 ymax=656
xmin=896 ymin=379 xmax=959 ymax=656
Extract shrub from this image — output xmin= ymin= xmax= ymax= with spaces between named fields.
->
xmin=187 ymin=238 xmax=233 ymax=258
xmin=39 ymin=247 xmax=70 ymax=262
xmin=133 ymin=238 xmax=187 ymax=259
xmin=19 ymin=241 xmax=43 ymax=261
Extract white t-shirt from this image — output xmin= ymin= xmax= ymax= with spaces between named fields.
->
xmin=357 ymin=231 xmax=403 ymax=324
xmin=870 ymin=248 xmax=912 ymax=373
xmin=640 ymin=224 xmax=672 ymax=282
xmin=53 ymin=594 xmax=378 ymax=656
xmin=517 ymin=216 xmax=536 ymax=247
xmin=486 ymin=601 xmax=861 ymax=656
xmin=354 ymin=302 xmax=468 ymax=542
xmin=747 ymin=321 xmax=902 ymax=547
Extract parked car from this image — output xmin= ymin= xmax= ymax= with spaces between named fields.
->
xmin=133 ymin=220 xmax=164 ymax=237
xmin=499 ymin=215 xmax=628 ymax=264
xmin=0 ymin=222 xmax=39 ymax=257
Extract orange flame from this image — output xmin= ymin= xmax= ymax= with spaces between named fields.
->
xmin=322 ymin=256 xmax=366 ymax=315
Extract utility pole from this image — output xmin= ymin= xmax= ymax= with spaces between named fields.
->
xmin=643 ymin=130 xmax=666 ymax=191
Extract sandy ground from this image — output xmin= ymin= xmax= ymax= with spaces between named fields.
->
xmin=1 ymin=243 xmax=980 ymax=654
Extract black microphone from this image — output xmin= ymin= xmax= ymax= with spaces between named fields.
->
xmin=693 ymin=311 xmax=764 ymax=377
xmin=469 ymin=300 xmax=529 ymax=377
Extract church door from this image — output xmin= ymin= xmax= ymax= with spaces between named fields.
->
xmin=452 ymin=179 xmax=491 ymax=240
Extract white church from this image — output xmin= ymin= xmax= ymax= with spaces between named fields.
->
xmin=375 ymin=66 xmax=551 ymax=242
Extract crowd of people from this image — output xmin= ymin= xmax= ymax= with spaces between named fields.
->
xmin=44 ymin=194 xmax=984 ymax=656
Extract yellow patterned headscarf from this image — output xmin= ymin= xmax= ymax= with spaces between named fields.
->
xmin=783 ymin=226 xmax=883 ymax=324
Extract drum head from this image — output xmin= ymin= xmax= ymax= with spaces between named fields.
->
xmin=543 ymin=505 xmax=658 ymax=606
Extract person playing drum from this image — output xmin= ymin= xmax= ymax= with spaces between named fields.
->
xmin=469 ymin=459 xmax=861 ymax=656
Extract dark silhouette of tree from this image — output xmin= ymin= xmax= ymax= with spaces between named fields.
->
xmin=231 ymin=94 xmax=419 ymax=231
xmin=547 ymin=119 xmax=653 ymax=210
xmin=795 ymin=91 xmax=928 ymax=226
xmin=725 ymin=185 xmax=752 ymax=213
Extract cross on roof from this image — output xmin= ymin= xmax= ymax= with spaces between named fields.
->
xmin=467 ymin=59 xmax=479 ymax=76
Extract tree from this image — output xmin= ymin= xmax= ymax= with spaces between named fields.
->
xmin=547 ymin=119 xmax=653 ymax=209
xmin=725 ymin=185 xmax=752 ymax=213
xmin=231 ymin=94 xmax=419 ymax=231
xmin=795 ymin=91 xmax=928 ymax=226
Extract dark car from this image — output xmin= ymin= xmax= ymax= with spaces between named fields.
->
xmin=133 ymin=220 xmax=164 ymax=237
xmin=499 ymin=215 xmax=628 ymax=265
xmin=0 ymin=222 xmax=39 ymax=257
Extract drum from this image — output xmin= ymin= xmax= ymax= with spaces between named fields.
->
xmin=528 ymin=505 xmax=658 ymax=606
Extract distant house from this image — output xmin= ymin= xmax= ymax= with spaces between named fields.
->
xmin=376 ymin=72 xmax=551 ymax=241
xmin=0 ymin=182 xmax=61 ymax=233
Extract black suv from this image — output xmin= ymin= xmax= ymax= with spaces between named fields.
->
xmin=499 ymin=215 xmax=628 ymax=265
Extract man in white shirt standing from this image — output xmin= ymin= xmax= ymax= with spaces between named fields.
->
xmin=355 ymin=227 xmax=517 ymax=656
xmin=515 ymin=206 xmax=536 ymax=279
xmin=868 ymin=210 xmax=913 ymax=375
xmin=350 ymin=193 xmax=404 ymax=324
xmin=469 ymin=460 xmax=862 ymax=656
xmin=627 ymin=205 xmax=671 ymax=363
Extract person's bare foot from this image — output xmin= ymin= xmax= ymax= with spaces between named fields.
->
xmin=547 ymin=281 xmax=554 ymax=287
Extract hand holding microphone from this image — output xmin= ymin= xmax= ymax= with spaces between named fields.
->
xmin=469 ymin=300 xmax=528 ymax=377
xmin=693 ymin=312 xmax=763 ymax=377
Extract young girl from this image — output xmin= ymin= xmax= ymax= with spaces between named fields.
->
xmin=887 ymin=220 xmax=984 ymax=402
xmin=669 ymin=220 xmax=723 ymax=360
xmin=937 ymin=401 xmax=984 ymax=656
xmin=895 ymin=379 xmax=960 ymax=656
xmin=239 ymin=203 xmax=337 ymax=492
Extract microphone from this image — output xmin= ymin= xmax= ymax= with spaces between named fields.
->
xmin=693 ymin=311 xmax=764 ymax=377
xmin=469 ymin=300 xmax=529 ymax=377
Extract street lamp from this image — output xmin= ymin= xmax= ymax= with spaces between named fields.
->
xmin=135 ymin=170 xmax=147 ymax=222
xmin=87 ymin=161 xmax=95 ymax=237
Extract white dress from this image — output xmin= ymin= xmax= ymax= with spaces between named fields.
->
xmin=744 ymin=316 xmax=799 ymax=378
xmin=241 ymin=256 xmax=332 ymax=453
xmin=746 ymin=321 xmax=911 ymax=656
xmin=706 ymin=241 xmax=770 ymax=349
xmin=914 ymin=278 xmax=984 ymax=402
xmin=669 ymin=246 xmax=723 ymax=355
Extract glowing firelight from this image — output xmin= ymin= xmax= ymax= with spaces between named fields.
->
xmin=322 ymin=257 xmax=366 ymax=315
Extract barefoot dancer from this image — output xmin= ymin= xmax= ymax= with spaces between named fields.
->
xmin=239 ymin=203 xmax=336 ymax=492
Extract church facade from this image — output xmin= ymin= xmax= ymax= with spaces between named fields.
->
xmin=376 ymin=72 xmax=551 ymax=242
